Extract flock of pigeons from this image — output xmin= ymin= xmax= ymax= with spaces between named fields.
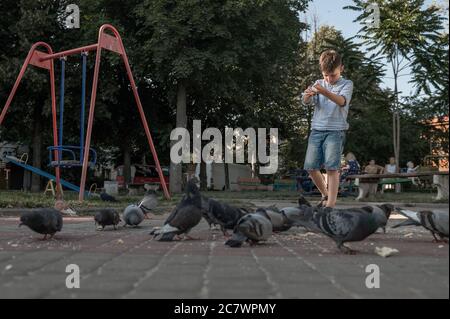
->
xmin=18 ymin=179 xmax=449 ymax=254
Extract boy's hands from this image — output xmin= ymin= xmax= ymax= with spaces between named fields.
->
xmin=313 ymin=83 xmax=325 ymax=94
xmin=304 ymin=87 xmax=317 ymax=98
xmin=312 ymin=82 xmax=347 ymax=107
xmin=303 ymin=84 xmax=318 ymax=103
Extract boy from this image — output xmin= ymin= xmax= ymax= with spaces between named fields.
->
xmin=302 ymin=50 xmax=354 ymax=208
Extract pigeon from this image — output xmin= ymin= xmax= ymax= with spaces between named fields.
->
xmin=150 ymin=179 xmax=203 ymax=241
xmin=201 ymin=196 xmax=218 ymax=228
xmin=286 ymin=205 xmax=390 ymax=254
xmin=225 ymin=210 xmax=273 ymax=248
xmin=138 ymin=190 xmax=158 ymax=218
xmin=358 ymin=204 xmax=394 ymax=233
xmin=122 ymin=204 xmax=145 ymax=227
xmin=19 ymin=208 xmax=63 ymax=240
xmin=54 ymin=200 xmax=77 ymax=216
xmin=258 ymin=206 xmax=292 ymax=232
xmin=292 ymin=195 xmax=394 ymax=234
xmin=393 ymin=208 xmax=449 ymax=242
xmin=100 ymin=191 xmax=117 ymax=202
xmin=279 ymin=206 xmax=318 ymax=232
xmin=94 ymin=209 xmax=121 ymax=230
xmin=201 ymin=197 xmax=247 ymax=236
xmin=298 ymin=195 xmax=312 ymax=207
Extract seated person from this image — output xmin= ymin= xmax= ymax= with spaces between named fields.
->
xmin=406 ymin=161 xmax=420 ymax=185
xmin=385 ymin=156 xmax=397 ymax=174
xmin=341 ymin=152 xmax=360 ymax=181
xmin=364 ymin=160 xmax=384 ymax=174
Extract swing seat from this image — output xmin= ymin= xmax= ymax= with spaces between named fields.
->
xmin=47 ymin=145 xmax=97 ymax=168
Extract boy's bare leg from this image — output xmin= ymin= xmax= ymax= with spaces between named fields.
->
xmin=308 ymin=170 xmax=328 ymax=198
xmin=326 ymin=170 xmax=340 ymax=208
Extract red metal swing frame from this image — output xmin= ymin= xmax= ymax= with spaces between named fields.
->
xmin=0 ymin=24 xmax=170 ymax=201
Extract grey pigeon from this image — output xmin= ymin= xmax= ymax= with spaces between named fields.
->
xmin=100 ymin=191 xmax=117 ymax=202
xmin=393 ymin=208 xmax=449 ymax=242
xmin=150 ymin=179 xmax=202 ymax=241
xmin=287 ymin=205 xmax=390 ymax=254
xmin=138 ymin=190 xmax=158 ymax=218
xmin=19 ymin=208 xmax=63 ymax=240
xmin=123 ymin=204 xmax=145 ymax=227
xmin=225 ymin=210 xmax=273 ymax=248
xmin=293 ymin=195 xmax=393 ymax=234
xmin=201 ymin=197 xmax=247 ymax=236
xmin=279 ymin=206 xmax=318 ymax=232
xmin=359 ymin=204 xmax=394 ymax=233
xmin=258 ymin=206 xmax=292 ymax=232
xmin=94 ymin=209 xmax=121 ymax=230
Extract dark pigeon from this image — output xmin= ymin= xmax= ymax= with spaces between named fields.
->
xmin=100 ymin=191 xmax=117 ymax=202
xmin=150 ymin=179 xmax=203 ymax=241
xmin=138 ymin=190 xmax=158 ymax=218
xmin=201 ymin=196 xmax=217 ymax=229
xmin=201 ymin=196 xmax=247 ymax=236
xmin=94 ymin=209 xmax=121 ymax=230
xmin=286 ymin=205 xmax=389 ymax=254
xmin=393 ymin=208 xmax=449 ymax=242
xmin=225 ymin=210 xmax=273 ymax=248
xmin=123 ymin=204 xmax=145 ymax=227
xmin=19 ymin=208 xmax=63 ymax=240
xmin=298 ymin=195 xmax=312 ymax=207
xmin=359 ymin=204 xmax=394 ymax=233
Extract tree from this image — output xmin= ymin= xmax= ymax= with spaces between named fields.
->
xmin=135 ymin=0 xmax=309 ymax=192
xmin=345 ymin=0 xmax=445 ymax=173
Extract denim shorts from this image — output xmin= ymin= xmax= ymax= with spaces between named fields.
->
xmin=304 ymin=130 xmax=346 ymax=171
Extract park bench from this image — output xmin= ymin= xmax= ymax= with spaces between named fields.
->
xmin=347 ymin=171 xmax=449 ymax=201
xmin=237 ymin=177 xmax=272 ymax=191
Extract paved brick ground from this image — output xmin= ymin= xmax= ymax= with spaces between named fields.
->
xmin=0 ymin=201 xmax=448 ymax=299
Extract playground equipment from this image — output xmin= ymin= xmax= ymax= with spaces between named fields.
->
xmin=47 ymin=52 xmax=97 ymax=169
xmin=0 ymin=24 xmax=170 ymax=201
xmin=4 ymin=155 xmax=91 ymax=195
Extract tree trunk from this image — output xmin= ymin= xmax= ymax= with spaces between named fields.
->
xmin=169 ymin=81 xmax=187 ymax=193
xmin=224 ymin=163 xmax=230 ymax=191
xmin=31 ymin=108 xmax=42 ymax=192
xmin=200 ymin=161 xmax=207 ymax=191
xmin=123 ymin=144 xmax=131 ymax=185
xmin=392 ymin=50 xmax=401 ymax=174
xmin=393 ymin=50 xmax=401 ymax=193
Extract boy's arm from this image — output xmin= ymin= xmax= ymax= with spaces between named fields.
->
xmin=302 ymin=88 xmax=317 ymax=105
xmin=314 ymin=81 xmax=354 ymax=107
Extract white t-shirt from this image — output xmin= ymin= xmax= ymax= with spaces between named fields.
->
xmin=386 ymin=164 xmax=396 ymax=173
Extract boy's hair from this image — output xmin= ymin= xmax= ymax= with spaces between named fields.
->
xmin=319 ymin=50 xmax=342 ymax=73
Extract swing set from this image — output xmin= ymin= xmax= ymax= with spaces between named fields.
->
xmin=0 ymin=24 xmax=170 ymax=201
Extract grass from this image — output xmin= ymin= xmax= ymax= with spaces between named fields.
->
xmin=0 ymin=188 xmax=446 ymax=212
